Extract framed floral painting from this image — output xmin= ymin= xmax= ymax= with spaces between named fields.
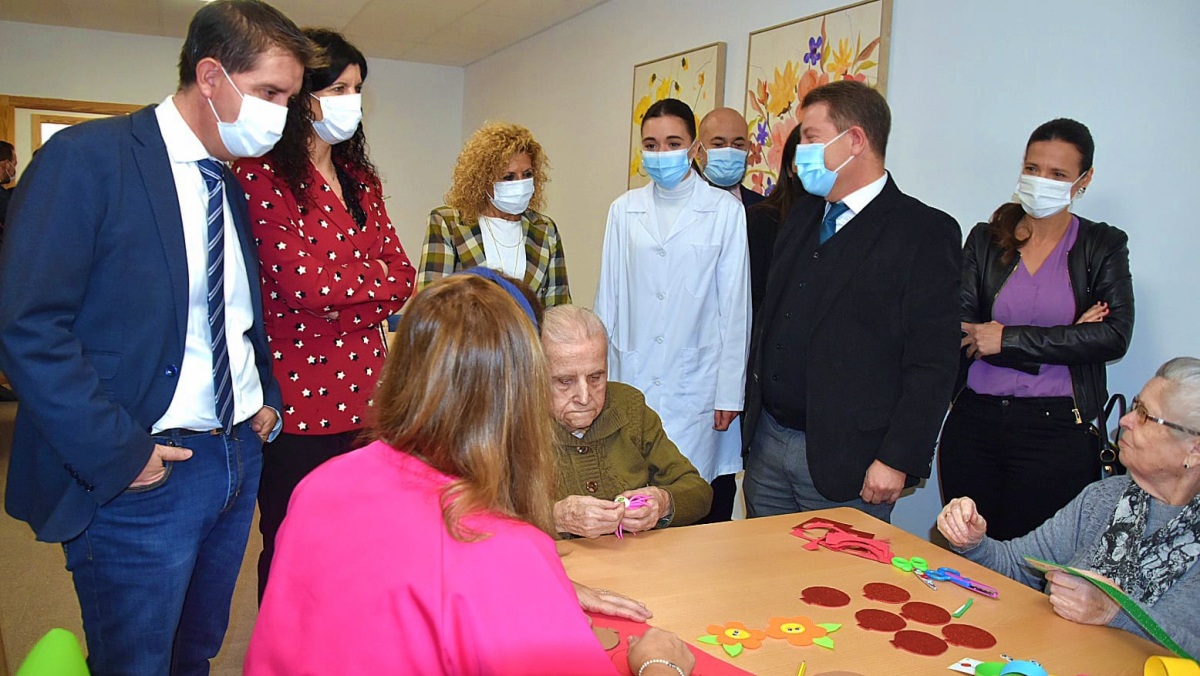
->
xmin=628 ymin=42 xmax=726 ymax=190
xmin=743 ymin=0 xmax=892 ymax=195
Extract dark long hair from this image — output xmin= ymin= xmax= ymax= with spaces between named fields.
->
xmin=641 ymin=98 xmax=697 ymax=142
xmin=271 ymin=28 xmax=379 ymax=228
xmin=990 ymin=118 xmax=1095 ymax=264
xmin=758 ymin=124 xmax=804 ymax=221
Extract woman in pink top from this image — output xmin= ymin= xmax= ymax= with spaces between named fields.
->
xmin=245 ymin=275 xmax=695 ymax=675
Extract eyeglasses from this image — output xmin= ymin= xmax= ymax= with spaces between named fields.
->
xmin=1131 ymin=397 xmax=1200 ymax=437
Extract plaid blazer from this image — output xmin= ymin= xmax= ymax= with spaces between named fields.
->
xmin=419 ymin=206 xmax=572 ymax=307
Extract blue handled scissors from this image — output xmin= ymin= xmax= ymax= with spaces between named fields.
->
xmin=925 ymin=567 xmax=999 ymax=599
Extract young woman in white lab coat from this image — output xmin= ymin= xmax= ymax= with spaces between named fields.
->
xmin=594 ymin=98 xmax=751 ymax=522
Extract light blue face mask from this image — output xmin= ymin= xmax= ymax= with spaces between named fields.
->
xmin=702 ymin=146 xmax=749 ymax=188
xmin=793 ymin=129 xmax=853 ymax=197
xmin=642 ymin=145 xmax=693 ymax=190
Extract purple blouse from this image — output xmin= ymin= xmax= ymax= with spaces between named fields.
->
xmin=968 ymin=216 xmax=1079 ymax=398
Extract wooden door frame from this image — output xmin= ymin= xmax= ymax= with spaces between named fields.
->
xmin=0 ymin=95 xmax=145 ymax=145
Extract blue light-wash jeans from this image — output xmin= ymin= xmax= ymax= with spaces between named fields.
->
xmin=62 ymin=423 xmax=262 ymax=676
xmin=745 ymin=410 xmax=895 ymax=522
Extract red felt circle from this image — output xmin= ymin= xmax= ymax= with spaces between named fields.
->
xmin=801 ymin=585 xmax=852 ymax=607
xmin=900 ymin=601 xmax=952 ymax=625
xmin=890 ymin=629 xmax=949 ymax=656
xmin=941 ymin=623 xmax=998 ymax=649
xmin=862 ymin=582 xmax=911 ymax=604
xmin=855 ymin=608 xmax=907 ymax=632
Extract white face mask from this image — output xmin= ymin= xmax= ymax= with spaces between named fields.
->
xmin=311 ymin=93 xmax=363 ymax=145
xmin=207 ymin=66 xmax=288 ymax=158
xmin=1014 ymin=173 xmax=1086 ymax=219
xmin=489 ymin=177 xmax=535 ymax=215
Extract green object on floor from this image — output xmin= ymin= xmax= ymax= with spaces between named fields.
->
xmin=15 ymin=629 xmax=88 ymax=676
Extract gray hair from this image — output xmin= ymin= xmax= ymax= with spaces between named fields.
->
xmin=541 ymin=305 xmax=608 ymax=348
xmin=1156 ymin=357 xmax=1200 ymax=436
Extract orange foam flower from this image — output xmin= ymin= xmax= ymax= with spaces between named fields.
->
xmin=766 ymin=616 xmax=827 ymax=647
xmin=705 ymin=621 xmax=767 ymax=650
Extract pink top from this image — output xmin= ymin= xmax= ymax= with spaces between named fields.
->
xmin=245 ymin=441 xmax=617 ymax=675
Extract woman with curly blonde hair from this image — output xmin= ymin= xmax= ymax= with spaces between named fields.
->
xmin=419 ymin=123 xmax=572 ymax=306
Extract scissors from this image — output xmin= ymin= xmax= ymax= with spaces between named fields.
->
xmin=891 ymin=556 xmax=937 ymax=590
xmin=925 ymin=567 xmax=999 ymax=599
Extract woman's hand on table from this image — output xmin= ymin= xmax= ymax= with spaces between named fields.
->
xmin=618 ymin=487 xmax=671 ymax=533
xmin=1045 ymin=569 xmax=1121 ymax=626
xmin=629 ymin=627 xmax=695 ymax=675
xmin=572 ymin=581 xmax=652 ymax=622
xmin=937 ymin=497 xmax=987 ymax=550
xmin=554 ymin=496 xmax=625 ymax=538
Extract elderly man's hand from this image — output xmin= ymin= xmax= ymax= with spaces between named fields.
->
xmin=554 ymin=495 xmax=625 ymax=538
xmin=617 ymin=487 xmax=671 ymax=534
xmin=1046 ymin=570 xmax=1121 ymax=626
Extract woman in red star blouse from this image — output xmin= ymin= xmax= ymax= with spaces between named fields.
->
xmin=234 ymin=29 xmax=415 ymax=600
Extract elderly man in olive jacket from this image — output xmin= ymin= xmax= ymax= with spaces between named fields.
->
xmin=543 ymin=305 xmax=712 ymax=538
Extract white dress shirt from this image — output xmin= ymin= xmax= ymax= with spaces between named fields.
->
xmin=825 ymin=170 xmax=888 ymax=232
xmin=152 ymin=96 xmax=264 ymax=433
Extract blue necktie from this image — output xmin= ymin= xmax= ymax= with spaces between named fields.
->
xmin=820 ymin=201 xmax=850 ymax=244
xmin=197 ymin=159 xmax=234 ymax=433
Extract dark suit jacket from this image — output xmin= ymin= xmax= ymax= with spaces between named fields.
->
xmin=739 ymin=184 xmax=766 ymax=209
xmin=0 ymin=106 xmax=282 ymax=542
xmin=743 ymin=176 xmax=961 ymax=501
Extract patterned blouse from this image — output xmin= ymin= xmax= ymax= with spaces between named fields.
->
xmin=234 ymin=157 xmax=415 ymax=435
xmin=418 ymin=206 xmax=572 ymax=307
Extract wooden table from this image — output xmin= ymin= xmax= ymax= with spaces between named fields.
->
xmin=559 ymin=508 xmax=1159 ymax=675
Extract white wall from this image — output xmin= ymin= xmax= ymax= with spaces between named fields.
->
xmin=0 ymin=20 xmax=463 ymax=259
xmin=464 ymin=0 xmax=1200 ymax=538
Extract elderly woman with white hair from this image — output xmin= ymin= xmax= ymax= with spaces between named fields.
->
xmin=939 ymin=357 xmax=1200 ymax=656
xmin=542 ymin=305 xmax=713 ymax=539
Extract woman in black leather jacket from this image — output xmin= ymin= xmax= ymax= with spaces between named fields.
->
xmin=938 ymin=119 xmax=1134 ymax=540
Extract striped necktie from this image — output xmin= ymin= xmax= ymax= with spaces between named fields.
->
xmin=197 ymin=158 xmax=234 ymax=433
xmin=820 ymin=201 xmax=850 ymax=244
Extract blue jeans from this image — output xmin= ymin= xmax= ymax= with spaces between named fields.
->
xmin=745 ymin=410 xmax=894 ymax=522
xmin=63 ymin=423 xmax=262 ymax=676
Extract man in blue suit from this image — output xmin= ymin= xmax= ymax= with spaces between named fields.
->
xmin=0 ymin=2 xmax=318 ymax=673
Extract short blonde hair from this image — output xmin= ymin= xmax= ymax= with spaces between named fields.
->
xmin=370 ymin=275 xmax=557 ymax=540
xmin=444 ymin=122 xmax=550 ymax=223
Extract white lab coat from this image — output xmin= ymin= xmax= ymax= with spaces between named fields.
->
xmin=594 ymin=174 xmax=751 ymax=482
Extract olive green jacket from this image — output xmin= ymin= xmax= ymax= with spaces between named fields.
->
xmin=554 ymin=382 xmax=712 ymax=527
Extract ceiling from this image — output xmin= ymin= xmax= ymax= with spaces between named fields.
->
xmin=0 ymin=0 xmax=609 ymax=67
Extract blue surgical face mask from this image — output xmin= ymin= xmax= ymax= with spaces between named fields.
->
xmin=793 ymin=129 xmax=853 ymax=197
xmin=642 ymin=145 xmax=693 ymax=190
xmin=702 ymin=146 xmax=749 ymax=188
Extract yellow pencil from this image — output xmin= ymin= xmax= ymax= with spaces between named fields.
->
xmin=797 ymin=662 xmax=807 ymax=676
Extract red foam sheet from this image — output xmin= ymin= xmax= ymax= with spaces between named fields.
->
xmin=900 ymin=601 xmax=952 ymax=626
xmin=854 ymin=608 xmax=907 ymax=633
xmin=801 ymin=585 xmax=852 ymax=608
xmin=890 ymin=629 xmax=949 ymax=656
xmin=941 ymin=623 xmax=998 ymax=649
xmin=862 ymin=582 xmax=910 ymax=604
xmin=586 ymin=612 xmax=754 ymax=676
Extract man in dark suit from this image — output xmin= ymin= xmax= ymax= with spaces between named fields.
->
xmin=696 ymin=107 xmax=765 ymax=209
xmin=0 ymin=2 xmax=317 ymax=673
xmin=743 ymin=81 xmax=960 ymax=522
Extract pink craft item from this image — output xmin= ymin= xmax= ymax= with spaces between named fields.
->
xmin=615 ymin=495 xmax=651 ymax=539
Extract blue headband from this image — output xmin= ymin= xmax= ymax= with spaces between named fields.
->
xmin=458 ymin=267 xmax=539 ymax=329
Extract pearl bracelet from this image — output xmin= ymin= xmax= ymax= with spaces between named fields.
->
xmin=637 ymin=658 xmax=685 ymax=676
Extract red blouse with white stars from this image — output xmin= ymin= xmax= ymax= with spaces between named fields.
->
xmin=234 ymin=156 xmax=415 ymax=435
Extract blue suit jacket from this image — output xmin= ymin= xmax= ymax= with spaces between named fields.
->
xmin=0 ymin=105 xmax=282 ymax=543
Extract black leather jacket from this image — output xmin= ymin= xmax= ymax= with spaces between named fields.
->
xmin=957 ymin=216 xmax=1134 ymax=422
